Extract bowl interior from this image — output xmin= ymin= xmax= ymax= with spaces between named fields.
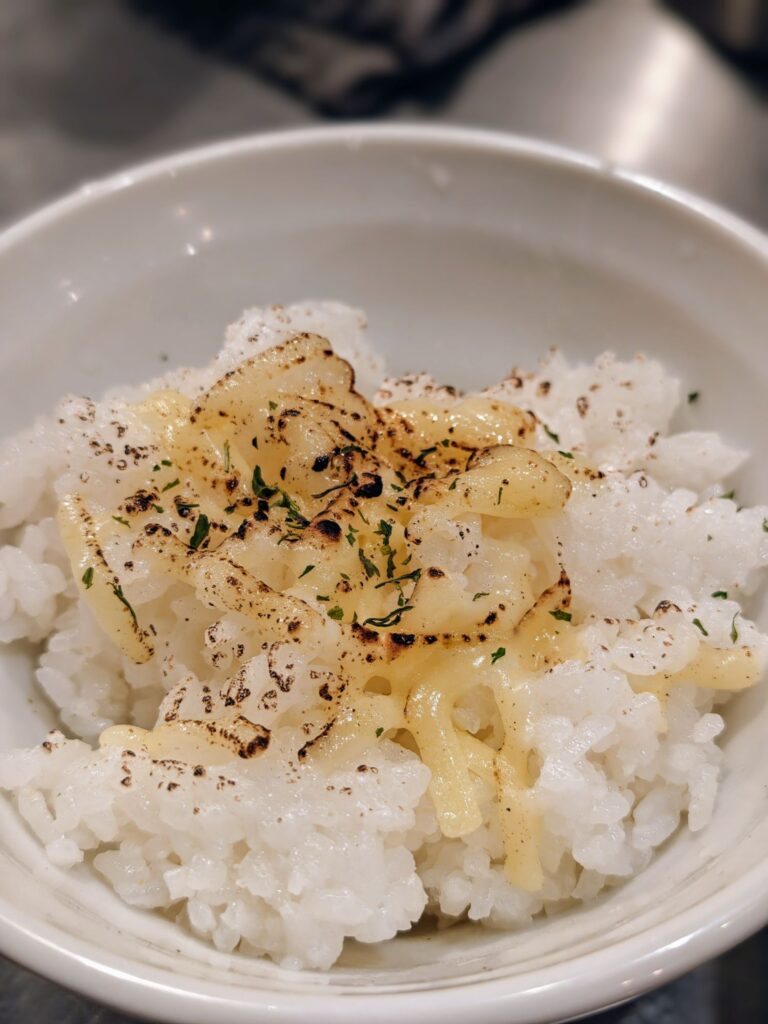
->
xmin=1 ymin=128 xmax=768 ymax=1022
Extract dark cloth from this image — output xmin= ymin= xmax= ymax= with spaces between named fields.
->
xmin=129 ymin=0 xmax=565 ymax=115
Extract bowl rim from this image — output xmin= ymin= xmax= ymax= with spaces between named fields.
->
xmin=1 ymin=122 xmax=768 ymax=1024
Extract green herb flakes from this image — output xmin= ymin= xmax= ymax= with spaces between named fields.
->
xmin=111 ymin=584 xmax=137 ymax=626
xmin=692 ymin=617 xmax=709 ymax=636
xmin=81 ymin=567 xmax=94 ymax=590
xmin=174 ymin=498 xmax=199 ymax=516
xmin=491 ymin=647 xmax=506 ymax=665
xmin=312 ymin=475 xmax=356 ymax=500
xmin=327 ymin=605 xmax=344 ymax=621
xmin=358 ymin=548 xmax=380 ymax=579
xmin=252 ymin=465 xmax=277 ymax=500
xmin=375 ymin=568 xmax=421 ymax=589
xmin=363 ymin=605 xmax=414 ymax=629
xmin=550 ymin=609 xmax=572 ymax=622
xmin=188 ymin=513 xmax=210 ymax=551
xmin=415 ymin=446 xmax=437 ymax=467
xmin=298 ymin=564 xmax=315 ymax=579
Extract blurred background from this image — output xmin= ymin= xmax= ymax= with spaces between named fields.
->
xmin=0 ymin=0 xmax=766 ymax=1021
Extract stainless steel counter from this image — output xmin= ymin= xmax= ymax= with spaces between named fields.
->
xmin=0 ymin=0 xmax=766 ymax=1021
xmin=1 ymin=0 xmax=766 ymax=228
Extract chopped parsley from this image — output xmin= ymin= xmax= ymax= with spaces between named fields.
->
xmin=441 ymin=438 xmax=451 ymax=447
xmin=312 ymin=475 xmax=357 ymax=500
xmin=345 ymin=524 xmax=359 ymax=547
xmin=327 ymin=605 xmax=344 ymax=621
xmin=731 ymin=613 xmax=739 ymax=644
xmin=273 ymin=490 xmax=310 ymax=529
xmin=252 ymin=466 xmax=308 ymax=528
xmin=340 ymin=572 xmax=350 ymax=581
xmin=251 ymin=435 xmax=259 ymax=449
xmin=223 ymin=441 xmax=231 ymax=472
xmin=224 ymin=504 xmax=237 ymax=514
xmin=152 ymin=464 xmax=160 ymax=472
xmin=298 ymin=564 xmax=315 ymax=579
xmin=415 ymin=446 xmax=437 ymax=468
xmin=161 ymin=459 xmax=173 ymax=467
xmin=152 ymin=504 xmax=164 ymax=514
xmin=358 ymin=548 xmax=380 ymax=579
xmin=357 ymin=508 xmax=370 ymax=525
xmin=161 ymin=477 xmax=180 ymax=492
xmin=448 ymin=477 xmax=458 ymax=491
xmin=473 ymin=592 xmax=490 ymax=601
xmin=543 ymin=424 xmax=560 ymax=443
xmin=558 ymin=450 xmax=574 ymax=459
xmin=490 ymin=647 xmax=506 ymax=665
xmin=111 ymin=583 xmax=137 ymax=626
xmin=721 ymin=490 xmax=735 ymax=501
xmin=692 ymin=617 xmax=709 ymax=636
xmin=268 ymin=400 xmax=278 ymax=411
xmin=112 ymin=515 xmax=130 ymax=528
xmin=363 ymin=605 xmax=414 ymax=629
xmin=272 ymin=491 xmax=309 ymax=532
xmin=188 ymin=513 xmax=210 ymax=551
xmin=174 ymin=498 xmax=199 ymax=516
xmin=711 ymin=591 xmax=728 ymax=599
xmin=375 ymin=568 xmax=421 ymax=589
xmin=687 ymin=391 xmax=700 ymax=404
xmin=375 ymin=727 xmax=384 ymax=738
xmin=376 ymin=519 xmax=392 ymax=544
xmin=550 ymin=609 xmax=572 ymax=622
xmin=374 ymin=519 xmax=396 ymax=578
xmin=276 ymin=531 xmax=300 ymax=545
xmin=252 ymin=465 xmax=277 ymax=500
xmin=316 ymin=595 xmax=330 ymax=602
xmin=81 ymin=567 xmax=94 ymax=589
xmin=497 ymin=486 xmax=503 ymax=505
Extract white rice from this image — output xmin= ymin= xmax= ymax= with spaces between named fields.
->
xmin=0 ymin=301 xmax=766 ymax=969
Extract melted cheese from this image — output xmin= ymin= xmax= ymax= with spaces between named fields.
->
xmin=53 ymin=333 xmax=759 ymax=892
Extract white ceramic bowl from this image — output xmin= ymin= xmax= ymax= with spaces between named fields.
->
xmin=1 ymin=125 xmax=768 ymax=1024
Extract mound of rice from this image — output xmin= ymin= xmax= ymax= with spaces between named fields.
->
xmin=0 ymin=301 xmax=766 ymax=969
